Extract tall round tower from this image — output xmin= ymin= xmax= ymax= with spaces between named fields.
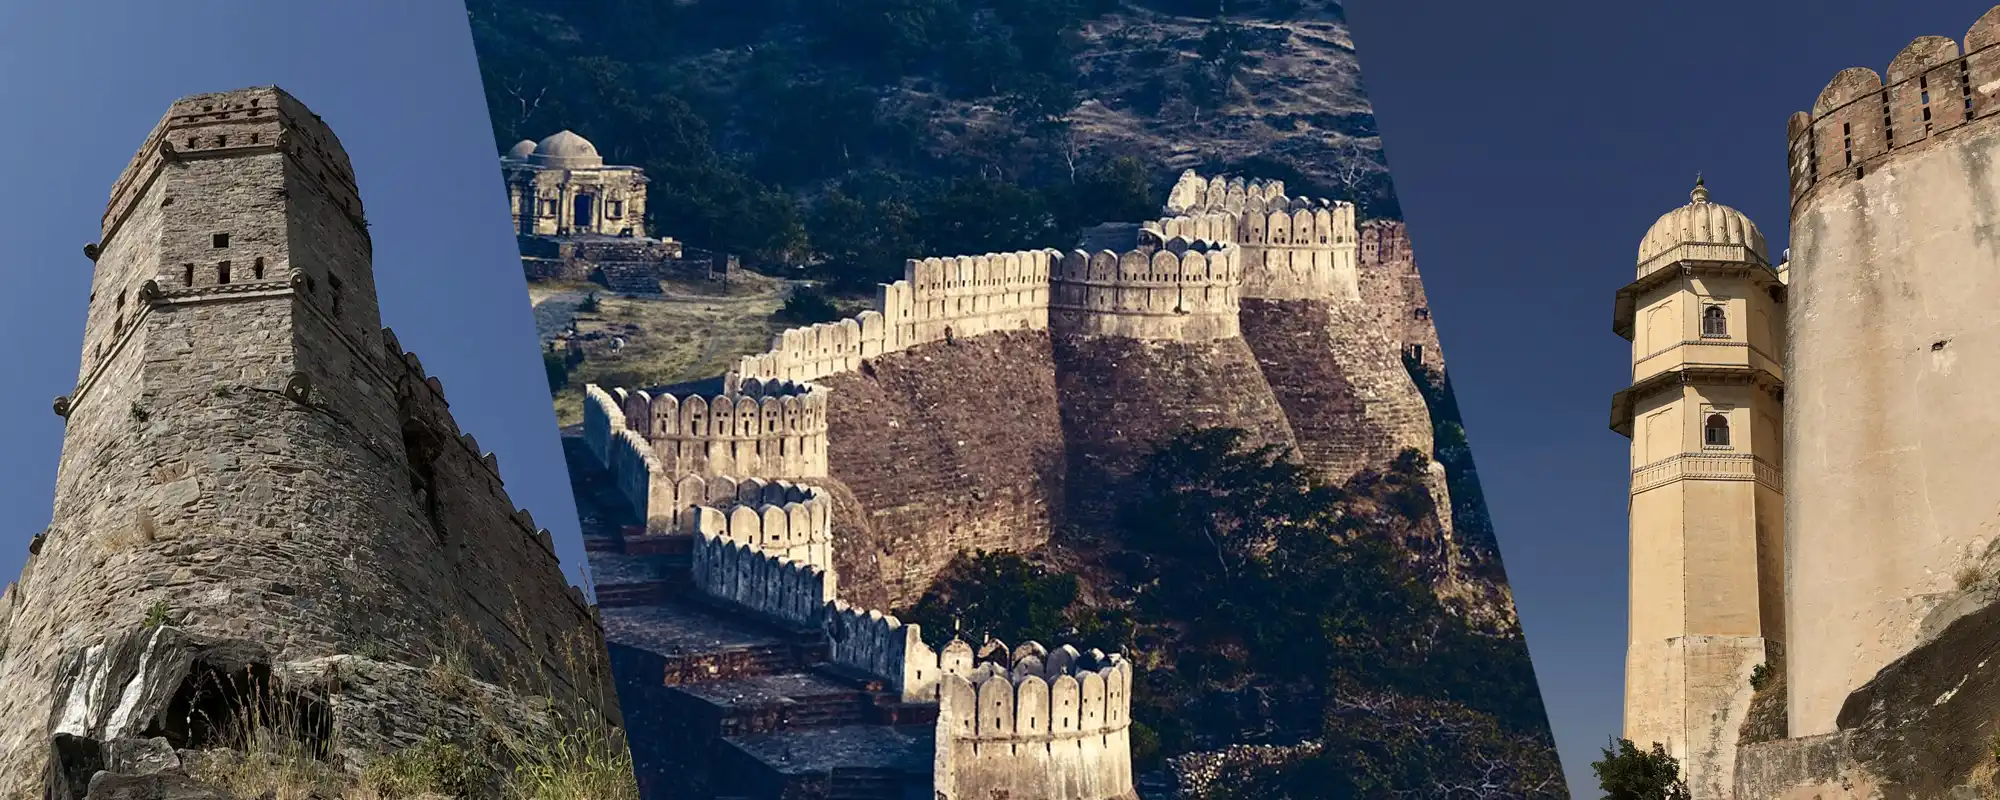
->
xmin=1611 ymin=179 xmax=1787 ymax=798
xmin=1782 ymin=11 xmax=2000 ymax=737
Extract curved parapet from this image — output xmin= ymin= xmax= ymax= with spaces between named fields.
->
xmin=1050 ymin=241 xmax=1243 ymax=341
xmin=684 ymin=480 xmax=834 ymax=572
xmin=1787 ymin=7 xmax=2000 ymax=207
xmin=624 ymin=381 xmax=830 ymax=480
xmin=934 ymin=642 xmax=1137 ymax=800
xmin=1149 ymin=196 xmax=1359 ymax=301
xmin=690 ymin=532 xmax=835 ymax=629
xmin=1163 ymin=170 xmax=1286 ymax=216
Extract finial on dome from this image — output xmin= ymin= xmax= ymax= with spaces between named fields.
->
xmin=1691 ymin=173 xmax=1709 ymax=204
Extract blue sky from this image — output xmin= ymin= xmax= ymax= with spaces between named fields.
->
xmin=1347 ymin=0 xmax=2000 ymax=792
xmin=0 ymin=2 xmax=592 ymax=590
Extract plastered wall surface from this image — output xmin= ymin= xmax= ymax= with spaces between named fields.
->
xmin=1785 ymin=15 xmax=2000 ymax=736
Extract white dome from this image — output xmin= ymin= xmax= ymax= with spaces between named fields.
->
xmin=506 ymin=139 xmax=536 ymax=159
xmin=531 ymin=130 xmax=604 ymax=169
xmin=1637 ymin=178 xmax=1769 ymax=269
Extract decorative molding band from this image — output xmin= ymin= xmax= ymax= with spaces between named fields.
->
xmin=1631 ymin=452 xmax=1783 ymax=494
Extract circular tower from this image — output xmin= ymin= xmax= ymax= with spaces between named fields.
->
xmin=1783 ymin=13 xmax=2000 ymax=737
xmin=1611 ymin=179 xmax=1787 ymax=798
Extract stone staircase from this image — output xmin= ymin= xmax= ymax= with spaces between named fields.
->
xmin=596 ymin=261 xmax=665 ymax=296
xmin=562 ymin=436 xmax=933 ymax=800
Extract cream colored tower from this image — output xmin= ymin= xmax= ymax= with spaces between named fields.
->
xmin=1610 ymin=179 xmax=1787 ymax=799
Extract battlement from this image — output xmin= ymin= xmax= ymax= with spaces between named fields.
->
xmin=1049 ymin=241 xmax=1244 ymax=340
xmin=691 ymin=531 xmax=836 ymax=629
xmin=1787 ymin=6 xmax=2000 ymax=207
xmin=1164 ymin=170 xmax=1287 ymax=215
xmin=684 ymin=483 xmax=834 ymax=572
xmin=734 ymin=249 xmax=1057 ymax=383
xmin=935 ymin=640 xmax=1137 ymax=800
xmin=622 ymin=382 xmax=831 ymax=479
xmin=1149 ymin=199 xmax=1360 ymax=301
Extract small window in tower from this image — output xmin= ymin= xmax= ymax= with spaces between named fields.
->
xmin=213 ymin=233 xmax=229 ymax=248
xmin=249 ymin=132 xmax=260 ymax=144
xmin=1704 ymin=414 xmax=1732 ymax=448
xmin=183 ymin=264 xmax=195 ymax=286
xmin=330 ymin=275 xmax=344 ymax=317
xmin=217 ymin=262 xmax=231 ymax=285
xmin=115 ymin=291 xmax=125 ymax=310
xmin=1414 ymin=308 xmax=1429 ymax=320
xmin=253 ymin=257 xmax=265 ymax=280
xmin=1701 ymin=305 xmax=1728 ymax=338
xmin=215 ymin=135 xmax=227 ymax=147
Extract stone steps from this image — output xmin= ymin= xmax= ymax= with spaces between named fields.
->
xmin=598 ymin=261 xmax=663 ymax=296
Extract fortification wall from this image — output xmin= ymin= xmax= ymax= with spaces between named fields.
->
xmin=1359 ymin=220 xmax=1445 ymax=373
xmin=1783 ymin=7 xmax=2000 ymax=737
xmin=934 ymin=644 xmax=1137 ymax=800
xmin=623 ymin=380 xmax=830 ymax=480
xmin=1150 ymin=202 xmax=1360 ymax=302
xmin=690 ymin=532 xmax=836 ymax=629
xmin=1235 ymin=298 xmax=1435 ymax=487
xmin=816 ymin=330 xmax=1067 ymax=607
xmin=1049 ymin=243 xmax=1243 ymax=341
xmin=381 ymin=331 xmax=609 ymax=707
xmin=734 ymin=250 xmax=1057 ymax=383
xmin=1052 ymin=332 xmax=1297 ymax=525
xmin=685 ymin=486 xmax=833 ymax=572
xmin=1163 ymin=170 xmax=1286 ymax=215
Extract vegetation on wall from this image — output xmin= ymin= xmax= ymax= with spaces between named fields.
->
xmin=902 ymin=427 xmax=1564 ymax=796
xmin=1592 ymin=738 xmax=1692 ymax=800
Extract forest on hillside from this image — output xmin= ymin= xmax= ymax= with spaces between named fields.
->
xmin=468 ymin=0 xmax=1397 ymax=289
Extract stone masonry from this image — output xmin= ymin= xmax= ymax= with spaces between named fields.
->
xmin=568 ymin=169 xmax=1504 ymax=798
xmin=1611 ymin=7 xmax=2000 ymax=796
xmin=0 ymin=87 xmax=617 ymax=797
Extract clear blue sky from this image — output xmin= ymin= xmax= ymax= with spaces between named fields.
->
xmin=0 ymin=2 xmax=593 ymax=591
xmin=1345 ymin=0 xmax=2000 ymax=792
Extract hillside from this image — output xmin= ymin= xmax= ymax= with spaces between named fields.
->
xmin=467 ymin=0 xmax=1395 ymax=285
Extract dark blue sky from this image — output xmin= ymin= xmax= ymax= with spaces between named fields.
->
xmin=1345 ymin=0 xmax=1999 ymax=791
xmin=0 ymin=2 xmax=593 ymax=590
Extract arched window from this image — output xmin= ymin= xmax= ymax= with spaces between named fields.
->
xmin=1704 ymin=413 xmax=1732 ymax=447
xmin=1701 ymin=305 xmax=1728 ymax=338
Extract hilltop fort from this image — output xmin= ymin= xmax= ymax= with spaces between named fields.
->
xmin=1615 ymin=7 xmax=2000 ymax=796
xmin=0 ymin=87 xmax=619 ymax=797
xmin=564 ymin=160 xmax=1533 ymax=796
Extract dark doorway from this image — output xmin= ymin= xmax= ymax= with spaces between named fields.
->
xmin=573 ymin=194 xmax=597 ymax=232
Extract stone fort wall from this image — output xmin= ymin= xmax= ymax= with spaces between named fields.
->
xmin=935 ymin=646 xmax=1138 ymax=800
xmin=0 ymin=87 xmax=612 ymax=793
xmin=1779 ymin=6 xmax=2000 ymax=739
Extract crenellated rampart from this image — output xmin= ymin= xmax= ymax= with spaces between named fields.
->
xmin=690 ymin=532 xmax=836 ymax=630
xmin=735 ymin=250 xmax=1058 ymax=382
xmin=684 ymin=486 xmax=833 ymax=572
xmin=1163 ymin=170 xmax=1287 ymax=215
xmin=1049 ymin=241 xmax=1244 ymax=340
xmin=1787 ymin=7 xmax=2000 ymax=207
xmin=1150 ymin=170 xmax=1360 ymax=301
xmin=934 ymin=641 xmax=1138 ymax=800
xmin=627 ymin=379 xmax=830 ymax=480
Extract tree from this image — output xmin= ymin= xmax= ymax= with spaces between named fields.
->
xmin=1592 ymin=739 xmax=1691 ymax=800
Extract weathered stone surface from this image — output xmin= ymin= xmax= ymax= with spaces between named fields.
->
xmin=0 ymin=87 xmax=622 ymax=796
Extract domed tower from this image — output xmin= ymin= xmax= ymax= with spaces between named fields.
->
xmin=500 ymin=129 xmax=647 ymax=238
xmin=1610 ymin=178 xmax=1786 ymax=798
